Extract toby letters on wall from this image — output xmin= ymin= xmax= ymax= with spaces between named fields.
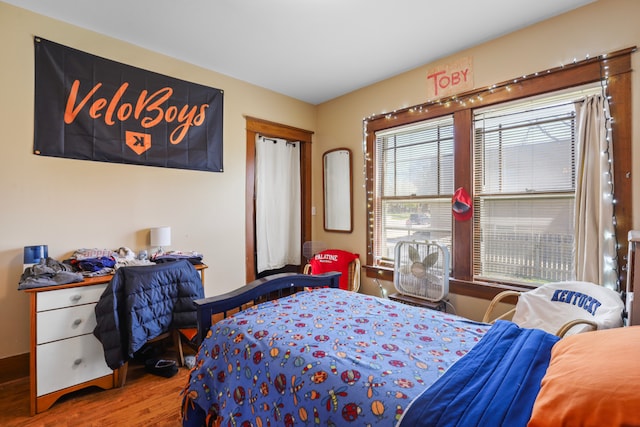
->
xmin=426 ymin=56 xmax=473 ymax=100
xmin=33 ymin=37 xmax=224 ymax=172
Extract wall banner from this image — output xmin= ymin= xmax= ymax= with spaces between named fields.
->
xmin=34 ymin=37 xmax=224 ymax=172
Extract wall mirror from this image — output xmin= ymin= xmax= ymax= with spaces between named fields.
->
xmin=323 ymin=148 xmax=353 ymax=233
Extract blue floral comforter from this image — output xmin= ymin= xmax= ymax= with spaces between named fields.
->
xmin=181 ymin=288 xmax=489 ymax=427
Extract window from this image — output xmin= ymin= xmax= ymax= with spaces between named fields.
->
xmin=364 ymin=49 xmax=632 ymax=298
xmin=473 ymin=87 xmax=600 ymax=284
xmin=373 ymin=117 xmax=454 ymax=267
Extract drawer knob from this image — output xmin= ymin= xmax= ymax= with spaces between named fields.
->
xmin=70 ymin=295 xmax=82 ymax=302
xmin=73 ymin=358 xmax=83 ymax=366
xmin=72 ymin=319 xmax=83 ymax=327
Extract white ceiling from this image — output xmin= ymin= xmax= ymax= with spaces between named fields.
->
xmin=4 ymin=0 xmax=596 ymax=104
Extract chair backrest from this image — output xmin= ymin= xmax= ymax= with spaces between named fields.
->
xmin=511 ymin=281 xmax=624 ymax=336
xmin=304 ymin=249 xmax=360 ymax=292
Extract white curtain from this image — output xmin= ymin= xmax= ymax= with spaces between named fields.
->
xmin=574 ymin=94 xmax=617 ymax=289
xmin=255 ymin=135 xmax=301 ymax=273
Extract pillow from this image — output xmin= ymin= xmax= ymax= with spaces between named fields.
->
xmin=528 ymin=326 xmax=640 ymax=427
xmin=512 ymin=281 xmax=624 ymax=335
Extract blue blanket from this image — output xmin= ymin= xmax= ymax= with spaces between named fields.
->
xmin=398 ymin=320 xmax=559 ymax=427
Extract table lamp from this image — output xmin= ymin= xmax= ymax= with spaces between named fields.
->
xmin=150 ymin=226 xmax=171 ymax=254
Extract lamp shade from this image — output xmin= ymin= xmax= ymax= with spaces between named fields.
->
xmin=150 ymin=226 xmax=171 ymax=247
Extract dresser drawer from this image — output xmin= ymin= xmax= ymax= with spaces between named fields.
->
xmin=36 ymin=334 xmax=112 ymax=396
xmin=37 ymin=283 xmax=107 ymax=312
xmin=37 ymin=304 xmax=99 ymax=344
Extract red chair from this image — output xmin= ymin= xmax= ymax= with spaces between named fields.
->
xmin=303 ymin=249 xmax=360 ymax=292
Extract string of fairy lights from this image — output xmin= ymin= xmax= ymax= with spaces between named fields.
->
xmin=598 ymin=60 xmax=620 ymax=291
xmin=361 ymin=52 xmax=621 ymax=291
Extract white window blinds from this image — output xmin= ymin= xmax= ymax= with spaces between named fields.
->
xmin=374 ymin=116 xmax=454 ymax=264
xmin=473 ymin=86 xmax=601 ymax=284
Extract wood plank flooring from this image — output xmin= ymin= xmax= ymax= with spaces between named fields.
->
xmin=0 ymin=360 xmax=191 ymax=427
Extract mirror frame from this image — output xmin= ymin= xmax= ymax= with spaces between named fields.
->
xmin=323 ymin=148 xmax=353 ymax=233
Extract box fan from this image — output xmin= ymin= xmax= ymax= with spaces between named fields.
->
xmin=393 ymin=241 xmax=449 ymax=302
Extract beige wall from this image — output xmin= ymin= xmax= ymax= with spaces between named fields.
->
xmin=314 ymin=0 xmax=640 ymax=319
xmin=2 ymin=0 xmax=639 ymax=359
xmin=0 ymin=2 xmax=317 ymax=358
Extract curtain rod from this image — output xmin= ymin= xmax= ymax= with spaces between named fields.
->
xmin=259 ymin=135 xmax=298 ymax=147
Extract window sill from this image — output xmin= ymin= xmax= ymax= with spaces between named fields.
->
xmin=364 ymin=264 xmax=534 ymax=301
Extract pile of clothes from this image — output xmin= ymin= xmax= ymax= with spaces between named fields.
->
xmin=18 ymin=257 xmax=84 ymax=290
xmin=18 ymin=247 xmax=202 ymax=290
xmin=67 ymin=247 xmax=154 ymax=277
xmin=150 ymin=250 xmax=203 ymax=265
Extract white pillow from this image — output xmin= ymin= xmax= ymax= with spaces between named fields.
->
xmin=511 ymin=281 xmax=623 ymax=335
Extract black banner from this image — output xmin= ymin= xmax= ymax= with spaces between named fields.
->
xmin=34 ymin=37 xmax=223 ymax=172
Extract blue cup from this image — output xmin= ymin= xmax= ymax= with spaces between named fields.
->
xmin=24 ymin=245 xmax=48 ymax=265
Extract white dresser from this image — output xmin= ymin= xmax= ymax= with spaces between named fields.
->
xmin=25 ymin=277 xmax=120 ymax=415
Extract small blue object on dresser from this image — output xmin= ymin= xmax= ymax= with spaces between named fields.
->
xmin=23 ymin=245 xmax=48 ymax=270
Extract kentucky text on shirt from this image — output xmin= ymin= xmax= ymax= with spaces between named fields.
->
xmin=64 ymin=80 xmax=208 ymax=145
xmin=550 ymin=289 xmax=602 ymax=316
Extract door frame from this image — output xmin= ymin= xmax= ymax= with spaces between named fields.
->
xmin=245 ymin=116 xmax=313 ymax=282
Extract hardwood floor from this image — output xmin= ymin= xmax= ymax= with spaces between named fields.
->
xmin=0 ymin=360 xmax=191 ymax=427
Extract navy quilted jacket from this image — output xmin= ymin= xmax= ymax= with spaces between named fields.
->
xmin=93 ymin=260 xmax=204 ymax=369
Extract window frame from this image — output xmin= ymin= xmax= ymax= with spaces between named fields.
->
xmin=364 ymin=47 xmax=634 ymax=300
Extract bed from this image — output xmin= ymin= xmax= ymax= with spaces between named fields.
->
xmin=181 ymin=273 xmax=640 ymax=427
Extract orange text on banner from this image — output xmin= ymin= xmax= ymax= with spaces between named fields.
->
xmin=64 ymin=80 xmax=208 ymax=145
